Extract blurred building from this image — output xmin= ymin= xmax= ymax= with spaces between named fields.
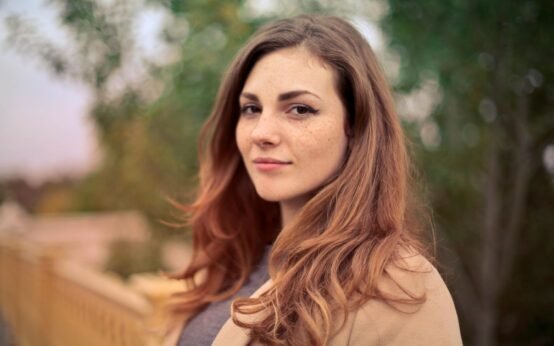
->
xmin=0 ymin=200 xmax=150 ymax=269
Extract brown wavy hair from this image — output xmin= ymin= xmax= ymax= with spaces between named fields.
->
xmin=173 ymin=14 xmax=429 ymax=345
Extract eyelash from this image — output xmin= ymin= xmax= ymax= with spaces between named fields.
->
xmin=239 ymin=104 xmax=319 ymax=117
xmin=240 ymin=104 xmax=261 ymax=115
xmin=289 ymin=104 xmax=319 ymax=116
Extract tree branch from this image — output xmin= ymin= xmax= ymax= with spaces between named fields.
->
xmin=499 ymin=92 xmax=533 ymax=288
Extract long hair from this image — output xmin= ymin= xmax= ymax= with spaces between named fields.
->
xmin=173 ymin=15 xmax=429 ymax=345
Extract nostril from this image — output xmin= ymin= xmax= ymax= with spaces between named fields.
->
xmin=260 ymin=140 xmax=275 ymax=147
xmin=253 ymin=136 xmax=279 ymax=148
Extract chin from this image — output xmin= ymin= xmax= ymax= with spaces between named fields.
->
xmin=253 ymin=186 xmax=290 ymax=203
xmin=255 ymin=192 xmax=286 ymax=202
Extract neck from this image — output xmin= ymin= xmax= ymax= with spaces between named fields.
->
xmin=279 ymin=196 xmax=310 ymax=228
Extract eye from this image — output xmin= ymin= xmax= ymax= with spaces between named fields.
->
xmin=240 ymin=104 xmax=261 ymax=115
xmin=289 ymin=104 xmax=319 ymax=116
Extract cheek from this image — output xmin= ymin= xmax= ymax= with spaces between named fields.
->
xmin=293 ymin=127 xmax=347 ymax=186
xmin=314 ymin=137 xmax=347 ymax=169
xmin=305 ymin=122 xmax=348 ymax=162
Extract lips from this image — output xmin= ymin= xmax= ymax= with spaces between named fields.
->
xmin=253 ymin=157 xmax=290 ymax=164
xmin=252 ymin=157 xmax=292 ymax=172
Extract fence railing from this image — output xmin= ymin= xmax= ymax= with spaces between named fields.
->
xmin=0 ymin=235 xmax=186 ymax=346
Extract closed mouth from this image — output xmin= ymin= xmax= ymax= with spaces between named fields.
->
xmin=252 ymin=157 xmax=292 ymax=171
xmin=252 ymin=158 xmax=292 ymax=164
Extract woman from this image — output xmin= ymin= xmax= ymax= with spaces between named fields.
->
xmin=171 ymin=14 xmax=462 ymax=346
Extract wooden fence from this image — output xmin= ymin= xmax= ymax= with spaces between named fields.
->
xmin=0 ymin=236 xmax=186 ymax=346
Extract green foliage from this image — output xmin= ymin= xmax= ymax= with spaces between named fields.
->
xmin=104 ymin=239 xmax=164 ymax=279
xmin=383 ymin=0 xmax=554 ymax=344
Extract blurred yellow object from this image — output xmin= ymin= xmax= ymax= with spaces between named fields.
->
xmin=0 ymin=235 xmax=186 ymax=346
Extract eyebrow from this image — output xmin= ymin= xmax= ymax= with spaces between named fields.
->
xmin=240 ymin=90 xmax=321 ymax=102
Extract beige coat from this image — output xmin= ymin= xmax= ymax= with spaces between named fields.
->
xmin=171 ymin=253 xmax=463 ymax=346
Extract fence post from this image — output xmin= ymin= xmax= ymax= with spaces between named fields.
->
xmin=129 ymin=274 xmax=186 ymax=346
xmin=38 ymin=246 xmax=59 ymax=346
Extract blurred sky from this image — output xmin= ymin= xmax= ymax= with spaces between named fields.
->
xmin=0 ymin=0 xmax=96 ymax=185
xmin=0 ymin=0 xmax=169 ymax=186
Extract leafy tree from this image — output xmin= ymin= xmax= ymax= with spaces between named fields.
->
xmin=382 ymin=1 xmax=554 ymax=344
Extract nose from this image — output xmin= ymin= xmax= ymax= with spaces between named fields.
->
xmin=250 ymin=112 xmax=281 ymax=148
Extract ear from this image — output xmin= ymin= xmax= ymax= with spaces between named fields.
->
xmin=345 ymin=126 xmax=353 ymax=139
xmin=344 ymin=122 xmax=354 ymax=155
xmin=344 ymin=119 xmax=354 ymax=140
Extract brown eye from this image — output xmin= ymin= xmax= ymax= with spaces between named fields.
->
xmin=240 ymin=104 xmax=261 ymax=115
xmin=289 ymin=104 xmax=319 ymax=116
xmin=295 ymin=106 xmax=310 ymax=114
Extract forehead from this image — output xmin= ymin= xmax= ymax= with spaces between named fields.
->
xmin=242 ymin=46 xmax=337 ymax=96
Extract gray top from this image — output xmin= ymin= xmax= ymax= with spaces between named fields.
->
xmin=178 ymin=246 xmax=271 ymax=346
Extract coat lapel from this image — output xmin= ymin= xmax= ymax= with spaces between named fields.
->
xmin=212 ymin=279 xmax=274 ymax=346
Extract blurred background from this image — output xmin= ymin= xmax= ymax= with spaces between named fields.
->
xmin=0 ymin=0 xmax=552 ymax=345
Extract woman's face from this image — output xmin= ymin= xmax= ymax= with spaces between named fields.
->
xmin=236 ymin=46 xmax=349 ymax=207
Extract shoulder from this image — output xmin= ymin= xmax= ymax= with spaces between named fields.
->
xmin=335 ymin=251 xmax=463 ymax=346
